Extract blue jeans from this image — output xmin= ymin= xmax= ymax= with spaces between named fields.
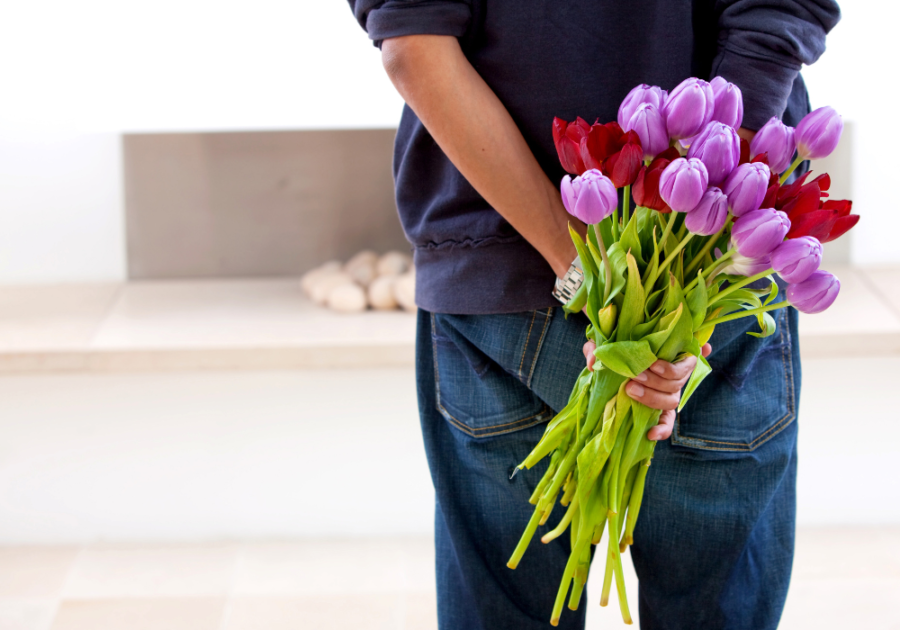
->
xmin=416 ymin=304 xmax=801 ymax=630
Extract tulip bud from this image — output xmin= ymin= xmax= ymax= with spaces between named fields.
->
xmin=730 ymin=207 xmax=791 ymax=258
xmin=552 ymin=117 xmax=591 ymax=174
xmin=787 ymin=270 xmax=840 ymax=314
xmin=659 ymin=158 xmax=709 ymax=213
xmin=560 ymin=169 xmax=618 ymax=224
xmin=625 ymin=103 xmax=669 ymax=160
xmin=709 ymin=77 xmax=744 ymax=129
xmin=719 ymin=250 xmax=772 ymax=277
xmin=749 ymin=117 xmax=796 ymax=174
xmin=722 ymin=162 xmax=771 ymax=217
xmin=604 ymin=142 xmax=644 ymax=187
xmin=687 ymin=122 xmax=741 ymax=186
xmin=618 ymin=84 xmax=667 ymax=130
xmin=684 ymin=187 xmax=728 ymax=235
xmin=795 ymin=106 xmax=843 ymax=160
xmin=662 ymin=78 xmax=715 ymax=139
xmin=771 ymin=236 xmax=822 ymax=284
xmin=598 ymin=304 xmax=617 ymax=339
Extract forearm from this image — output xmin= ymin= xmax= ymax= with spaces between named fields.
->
xmin=382 ymin=35 xmax=579 ymax=278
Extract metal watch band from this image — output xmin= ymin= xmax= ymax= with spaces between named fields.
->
xmin=552 ymin=256 xmax=584 ymax=304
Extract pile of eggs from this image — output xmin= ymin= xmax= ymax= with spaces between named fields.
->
xmin=300 ymin=250 xmax=416 ymax=313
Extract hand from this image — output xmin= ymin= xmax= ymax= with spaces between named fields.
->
xmin=582 ymin=341 xmax=713 ymax=441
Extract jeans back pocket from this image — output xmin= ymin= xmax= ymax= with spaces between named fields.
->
xmin=672 ymin=307 xmax=798 ymax=452
xmin=431 ymin=311 xmax=555 ymax=438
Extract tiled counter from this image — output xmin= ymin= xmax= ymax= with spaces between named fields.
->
xmin=1 ymin=265 xmax=898 ymax=373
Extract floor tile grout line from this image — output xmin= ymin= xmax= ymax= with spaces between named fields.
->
xmin=856 ymin=267 xmax=900 ymax=323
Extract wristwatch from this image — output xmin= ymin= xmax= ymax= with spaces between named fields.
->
xmin=552 ymin=256 xmax=584 ymax=304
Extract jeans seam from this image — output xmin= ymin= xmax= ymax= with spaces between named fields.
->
xmin=517 ymin=310 xmax=538 ymax=380
xmin=526 ymin=308 xmax=553 ymax=388
xmin=672 ymin=308 xmax=797 ymax=452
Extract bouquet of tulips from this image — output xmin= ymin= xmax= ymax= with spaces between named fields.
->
xmin=506 ymin=77 xmax=858 ymax=626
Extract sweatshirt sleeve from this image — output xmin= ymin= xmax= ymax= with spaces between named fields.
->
xmin=712 ymin=0 xmax=841 ymax=129
xmin=347 ymin=0 xmax=472 ymax=47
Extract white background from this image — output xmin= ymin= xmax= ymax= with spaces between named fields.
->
xmin=0 ymin=0 xmax=895 ymax=283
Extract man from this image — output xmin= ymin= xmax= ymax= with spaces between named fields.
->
xmin=347 ymin=2 xmax=840 ymax=629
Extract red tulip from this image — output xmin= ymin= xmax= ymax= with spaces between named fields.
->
xmin=770 ymin=171 xmax=858 ymax=242
xmin=553 ymin=117 xmax=591 ymax=174
xmin=580 ymin=122 xmax=625 ymax=170
xmin=603 ymin=137 xmax=644 ymax=187
xmin=632 ymin=147 xmax=680 ymax=212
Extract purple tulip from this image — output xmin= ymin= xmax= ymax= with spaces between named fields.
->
xmin=685 ymin=187 xmax=728 ymax=235
xmin=731 ymin=207 xmax=791 ymax=258
xmin=787 ymin=270 xmax=840 ymax=314
xmin=618 ymin=84 xmax=667 ymax=130
xmin=771 ymin=236 xmax=822 ymax=283
xmin=662 ymin=78 xmax=715 ymax=140
xmin=750 ymin=117 xmax=796 ymax=174
xmin=709 ymin=77 xmax=744 ymax=129
xmin=719 ymin=250 xmax=772 ymax=277
xmin=560 ymin=169 xmax=618 ymax=224
xmin=722 ymin=162 xmax=771 ymax=217
xmin=625 ymin=103 xmax=670 ymax=160
xmin=795 ymin=106 xmax=843 ymax=160
xmin=659 ymin=158 xmax=709 ymax=212
xmin=687 ymin=122 xmax=741 ymax=186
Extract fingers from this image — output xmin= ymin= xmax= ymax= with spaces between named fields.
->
xmin=647 ymin=409 xmax=675 ymax=441
xmin=702 ymin=343 xmax=712 ymax=358
xmin=583 ymin=341 xmax=596 ymax=371
xmin=648 ymin=354 xmax=697 ymax=381
xmin=625 ymin=380 xmax=681 ymax=410
xmin=631 ymin=368 xmax=689 ymax=394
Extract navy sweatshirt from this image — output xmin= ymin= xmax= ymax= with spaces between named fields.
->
xmin=348 ymin=0 xmax=841 ymax=314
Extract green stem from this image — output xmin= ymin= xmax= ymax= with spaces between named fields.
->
xmin=611 ymin=208 xmax=619 ymax=241
xmin=656 ymin=232 xmax=694 ymax=282
xmin=658 ymin=212 xmax=677 ymax=253
xmin=596 ymin=229 xmax=613 ymax=305
xmin=709 ymin=267 xmax=775 ymax=306
xmin=622 ymin=185 xmax=631 ymax=227
xmin=779 ymin=155 xmax=804 ymax=185
xmin=695 ymin=248 xmax=736 ymax=289
xmin=699 ymin=300 xmax=789 ymax=330
xmin=684 ymin=220 xmax=730 ymax=278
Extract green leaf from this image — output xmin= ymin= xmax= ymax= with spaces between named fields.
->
xmin=748 ymin=311 xmax=778 ymax=338
xmin=643 ymin=302 xmax=683 ymax=355
xmin=635 ymin=206 xmax=656 ymax=256
xmin=562 ymin=282 xmax=588 ymax=315
xmin=762 ymin=276 xmax=780 ymax=306
xmin=602 ymin=243 xmax=628 ymax=307
xmin=616 ymin=253 xmax=645 ymax=342
xmin=570 ymin=225 xmax=601 ymax=332
xmin=618 ymin=213 xmax=644 ymax=268
xmin=685 ymin=270 xmax=708 ymax=331
xmin=630 ymin=312 xmax=662 ymax=341
xmin=593 ymin=340 xmax=659 ymax=379
xmin=657 ymin=296 xmax=694 ymax=363
xmin=677 ymin=354 xmax=712 ymax=411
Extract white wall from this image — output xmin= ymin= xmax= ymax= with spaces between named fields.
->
xmin=803 ymin=1 xmax=900 ymax=267
xmin=0 ymin=359 xmax=895 ymax=544
xmin=0 ymin=132 xmax=125 ymax=283
xmin=0 ymin=1 xmax=403 ymax=284
xmin=0 ymin=1 xmax=895 ymax=283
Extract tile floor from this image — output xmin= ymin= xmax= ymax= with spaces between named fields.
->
xmin=0 ymin=529 xmax=898 ymax=630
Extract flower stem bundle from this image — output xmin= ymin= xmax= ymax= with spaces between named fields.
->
xmin=508 ymin=78 xmax=858 ymax=626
